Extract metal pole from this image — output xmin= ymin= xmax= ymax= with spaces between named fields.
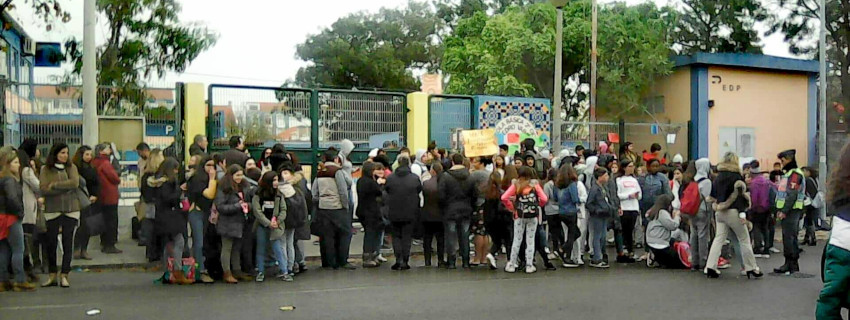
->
xmin=818 ymin=0 xmax=828 ymax=220
xmin=589 ymin=0 xmax=598 ymax=143
xmin=553 ymin=6 xmax=563 ymax=154
xmin=82 ymin=0 xmax=98 ymax=146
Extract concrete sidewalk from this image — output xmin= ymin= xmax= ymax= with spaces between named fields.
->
xmin=71 ymin=206 xmax=412 ymax=269
xmin=71 ymin=205 xmax=829 ymax=269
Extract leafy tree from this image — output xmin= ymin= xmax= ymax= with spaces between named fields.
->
xmin=293 ymin=1 xmax=442 ymax=91
xmin=3 ymin=0 xmax=71 ymax=31
xmin=63 ymin=0 xmax=217 ymax=115
xmin=770 ymin=0 xmax=850 ymax=130
xmin=674 ymin=0 xmax=768 ymax=54
xmin=442 ymin=1 xmax=674 ymax=119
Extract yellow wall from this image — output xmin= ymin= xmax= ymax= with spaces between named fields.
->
xmin=407 ymin=92 xmax=429 ymax=151
xmin=183 ymin=83 xmax=206 ymax=164
xmin=624 ymin=67 xmax=691 ymax=159
xmin=657 ymin=67 xmax=691 ymax=124
xmin=707 ymin=66 xmax=809 ymax=164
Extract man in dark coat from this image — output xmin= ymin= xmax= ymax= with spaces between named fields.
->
xmin=384 ymin=156 xmax=423 ymax=270
xmin=438 ymin=153 xmax=477 ymax=269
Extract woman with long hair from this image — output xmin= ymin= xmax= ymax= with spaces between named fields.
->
xmin=550 ymin=163 xmax=581 ymax=267
xmin=704 ymin=152 xmax=762 ymax=279
xmin=139 ymin=149 xmax=164 ymax=262
xmin=817 ymin=141 xmax=850 ymax=318
xmin=258 ymin=148 xmax=273 ymax=173
xmin=645 ymin=194 xmax=688 ymax=269
xmin=619 ymin=142 xmax=642 ymax=168
xmin=185 ymin=155 xmax=216 ymax=283
xmin=484 ymin=167 xmax=511 ymax=267
xmin=252 ymin=171 xmax=293 ymax=282
xmin=421 ymin=162 xmax=445 ymax=267
xmin=71 ymin=146 xmax=98 ymax=260
xmin=279 ymin=164 xmax=309 ymax=274
xmin=15 ymin=147 xmax=41 ymax=283
xmin=151 ymin=158 xmax=193 ymax=284
xmin=39 ymin=143 xmax=81 ymax=288
xmin=502 ymin=166 xmax=548 ymax=273
xmin=214 ymin=165 xmax=250 ymax=283
xmin=0 ymin=150 xmax=35 ymax=291
xmin=357 ymin=161 xmax=386 ymax=268
xmin=615 ymin=160 xmax=642 ymax=262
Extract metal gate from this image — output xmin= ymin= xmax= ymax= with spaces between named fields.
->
xmin=207 ymin=84 xmax=408 ymax=175
xmin=428 ymin=94 xmax=475 ymax=148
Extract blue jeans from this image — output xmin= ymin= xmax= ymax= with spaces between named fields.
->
xmin=444 ymin=219 xmax=471 ymax=264
xmin=282 ymin=229 xmax=295 ymax=271
xmin=256 ymin=226 xmax=271 ymax=273
xmin=188 ymin=210 xmax=206 ymax=272
xmin=0 ymin=219 xmax=25 ymax=283
xmin=271 ymin=239 xmax=288 ymax=274
xmin=589 ymin=215 xmax=608 ymax=261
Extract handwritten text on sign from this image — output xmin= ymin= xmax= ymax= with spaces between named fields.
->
xmin=462 ymin=129 xmax=500 ymax=158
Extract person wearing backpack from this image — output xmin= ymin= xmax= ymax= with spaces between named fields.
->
xmin=747 ymin=161 xmax=773 ymax=258
xmin=616 ymin=160 xmax=642 ymax=263
xmin=586 ymin=167 xmax=617 ymax=268
xmin=501 ymin=166 xmax=548 ymax=273
xmin=681 ymin=159 xmax=712 ymax=270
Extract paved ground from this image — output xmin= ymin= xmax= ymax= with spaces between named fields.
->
xmin=3 ymin=241 xmax=831 ymax=320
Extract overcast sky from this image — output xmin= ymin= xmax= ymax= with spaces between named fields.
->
xmin=11 ymin=0 xmax=796 ymax=88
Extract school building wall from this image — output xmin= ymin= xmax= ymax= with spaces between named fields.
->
xmin=706 ymin=67 xmax=811 ymax=166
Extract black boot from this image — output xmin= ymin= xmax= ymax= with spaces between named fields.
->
xmin=424 ymin=252 xmax=432 ymax=267
xmin=446 ymin=255 xmax=457 ymax=269
xmin=774 ymin=262 xmax=793 ymax=274
xmin=791 ymin=260 xmax=801 ymax=273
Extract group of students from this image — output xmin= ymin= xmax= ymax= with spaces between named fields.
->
xmin=0 ymin=140 xmax=124 ymax=292
xmin=0 ymin=134 xmax=826 ymax=293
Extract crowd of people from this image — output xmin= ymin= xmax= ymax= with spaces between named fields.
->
xmin=0 ymin=134 xmax=835 ymax=294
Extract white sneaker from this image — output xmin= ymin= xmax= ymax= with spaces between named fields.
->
xmin=576 ymin=258 xmax=585 ymax=266
xmin=769 ymin=247 xmax=781 ymax=254
xmin=486 ymin=254 xmax=497 ymax=269
xmin=505 ymin=263 xmax=517 ymax=273
xmin=376 ymin=254 xmax=388 ymax=262
xmin=525 ymin=265 xmax=537 ymax=274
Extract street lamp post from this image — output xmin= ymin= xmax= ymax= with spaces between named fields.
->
xmin=551 ymin=0 xmax=568 ymax=154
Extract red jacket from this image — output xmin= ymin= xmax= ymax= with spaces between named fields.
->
xmin=92 ymin=155 xmax=121 ymax=205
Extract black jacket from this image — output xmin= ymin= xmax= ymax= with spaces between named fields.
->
xmin=421 ymin=176 xmax=442 ymax=222
xmin=154 ymin=177 xmax=187 ymax=237
xmin=385 ymin=167 xmax=422 ymax=222
xmin=356 ymin=177 xmax=384 ymax=228
xmin=187 ymin=172 xmax=214 ymax=212
xmin=712 ymin=163 xmax=748 ymax=212
xmin=438 ymin=166 xmax=477 ymax=221
xmin=78 ymin=163 xmax=99 ymax=198
xmin=0 ymin=176 xmax=23 ymax=218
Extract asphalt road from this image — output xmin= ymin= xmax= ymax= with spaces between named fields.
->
xmin=0 ymin=244 xmax=831 ymax=320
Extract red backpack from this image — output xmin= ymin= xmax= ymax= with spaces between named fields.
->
xmin=680 ymin=180 xmax=703 ymax=216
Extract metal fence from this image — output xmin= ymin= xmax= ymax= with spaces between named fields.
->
xmin=0 ymin=80 xmax=182 ymax=192
xmin=207 ymin=84 xmax=408 ymax=175
xmin=317 ymin=89 xmax=406 ymax=148
xmin=428 ymin=95 xmax=475 ymax=148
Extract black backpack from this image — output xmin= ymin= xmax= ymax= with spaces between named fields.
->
xmin=515 ymin=188 xmax=541 ymax=219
